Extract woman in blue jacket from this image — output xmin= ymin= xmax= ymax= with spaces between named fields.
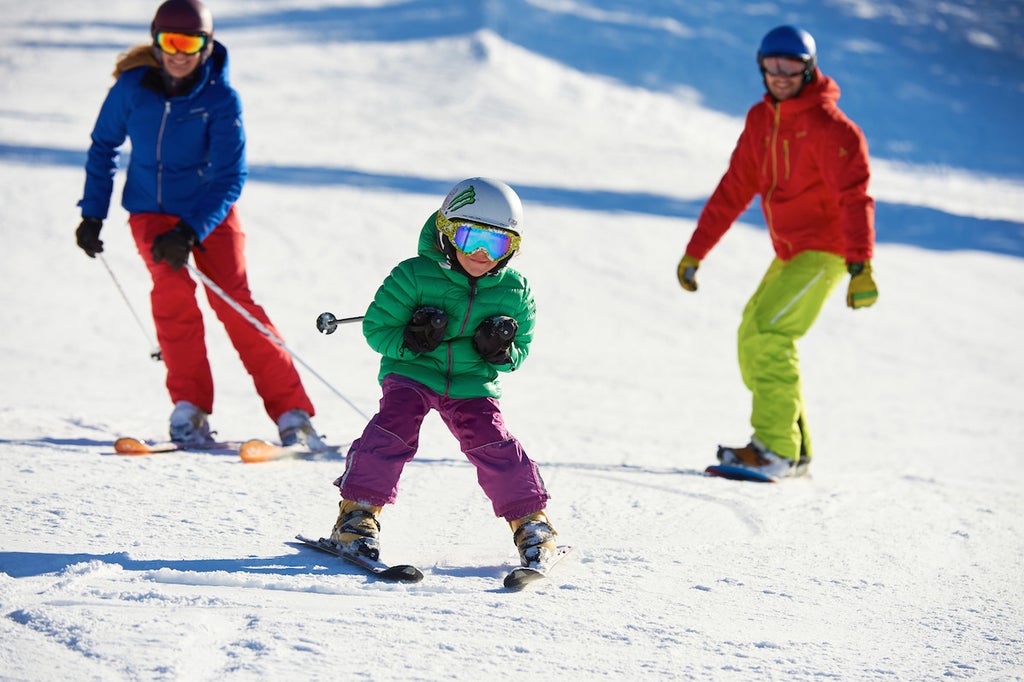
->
xmin=75 ymin=0 xmax=321 ymax=449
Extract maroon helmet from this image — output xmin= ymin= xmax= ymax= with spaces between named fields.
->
xmin=151 ymin=0 xmax=214 ymax=63
xmin=151 ymin=0 xmax=213 ymax=36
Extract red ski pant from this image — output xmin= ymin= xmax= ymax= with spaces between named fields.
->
xmin=335 ymin=374 xmax=550 ymax=521
xmin=129 ymin=207 xmax=314 ymax=421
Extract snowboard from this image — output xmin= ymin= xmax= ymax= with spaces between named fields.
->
xmin=704 ymin=464 xmax=779 ymax=483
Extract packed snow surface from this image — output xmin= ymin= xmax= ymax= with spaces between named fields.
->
xmin=1 ymin=1 xmax=1022 ymax=679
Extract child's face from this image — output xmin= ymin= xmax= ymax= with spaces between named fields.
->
xmin=455 ymin=249 xmax=498 ymax=277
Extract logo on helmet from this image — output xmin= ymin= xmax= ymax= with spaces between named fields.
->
xmin=447 ymin=186 xmax=476 ymax=213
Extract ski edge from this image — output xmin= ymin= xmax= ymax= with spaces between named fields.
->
xmin=293 ymin=534 xmax=424 ymax=583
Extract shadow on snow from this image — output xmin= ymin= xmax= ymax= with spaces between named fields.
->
xmin=0 ymin=548 xmax=384 ymax=581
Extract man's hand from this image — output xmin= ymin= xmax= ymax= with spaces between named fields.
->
xmin=677 ymin=254 xmax=700 ymax=292
xmin=847 ymin=261 xmax=878 ymax=309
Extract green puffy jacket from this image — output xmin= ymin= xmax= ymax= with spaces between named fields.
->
xmin=363 ymin=213 xmax=536 ymax=399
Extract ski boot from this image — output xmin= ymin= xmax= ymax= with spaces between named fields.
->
xmin=717 ymin=437 xmax=797 ymax=479
xmin=510 ymin=510 xmax=558 ymax=566
xmin=330 ymin=499 xmax=383 ymax=560
xmin=169 ymin=400 xmax=214 ymax=447
xmin=277 ymin=409 xmax=327 ymax=451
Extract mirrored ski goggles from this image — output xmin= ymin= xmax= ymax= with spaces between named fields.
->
xmin=760 ymin=56 xmax=807 ymax=78
xmin=155 ymin=31 xmax=209 ymax=56
xmin=436 ymin=214 xmax=520 ymax=260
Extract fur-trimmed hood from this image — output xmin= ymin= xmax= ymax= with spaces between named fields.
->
xmin=113 ymin=44 xmax=160 ymax=79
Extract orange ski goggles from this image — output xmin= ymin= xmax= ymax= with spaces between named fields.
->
xmin=155 ymin=32 xmax=208 ymax=56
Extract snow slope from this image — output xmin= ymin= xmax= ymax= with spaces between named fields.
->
xmin=1 ymin=0 xmax=1022 ymax=680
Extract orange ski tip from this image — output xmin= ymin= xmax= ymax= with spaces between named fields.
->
xmin=238 ymin=439 xmax=278 ymax=463
xmin=113 ymin=437 xmax=153 ymax=455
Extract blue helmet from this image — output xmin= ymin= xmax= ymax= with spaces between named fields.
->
xmin=757 ymin=26 xmax=817 ymax=82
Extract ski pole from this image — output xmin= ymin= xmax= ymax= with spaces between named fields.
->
xmin=184 ymin=262 xmax=370 ymax=420
xmin=98 ymin=254 xmax=162 ymax=361
xmin=316 ymin=311 xmax=365 ymax=334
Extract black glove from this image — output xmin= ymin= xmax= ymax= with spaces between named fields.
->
xmin=151 ymin=220 xmax=197 ymax=270
xmin=76 ymin=217 xmax=104 ymax=258
xmin=473 ymin=315 xmax=517 ymax=364
xmin=402 ymin=306 xmax=448 ymax=354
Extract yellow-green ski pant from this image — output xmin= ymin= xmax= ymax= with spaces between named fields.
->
xmin=737 ymin=250 xmax=846 ymax=461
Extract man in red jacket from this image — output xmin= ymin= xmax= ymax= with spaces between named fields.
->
xmin=677 ymin=25 xmax=879 ymax=479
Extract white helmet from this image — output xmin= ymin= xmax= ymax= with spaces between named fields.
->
xmin=439 ymin=177 xmax=523 ymax=236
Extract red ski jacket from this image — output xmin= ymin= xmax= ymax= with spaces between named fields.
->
xmin=687 ymin=70 xmax=874 ymax=263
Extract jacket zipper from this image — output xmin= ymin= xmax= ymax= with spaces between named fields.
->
xmin=155 ymin=101 xmax=171 ymax=211
xmin=763 ymin=103 xmax=781 ymax=244
xmin=763 ymin=103 xmax=794 ymax=256
xmin=444 ymin=281 xmax=478 ymax=397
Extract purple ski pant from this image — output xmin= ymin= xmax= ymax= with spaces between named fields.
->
xmin=335 ymin=374 xmax=549 ymax=521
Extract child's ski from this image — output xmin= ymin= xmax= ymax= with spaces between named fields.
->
xmin=503 ymin=546 xmax=574 ymax=591
xmin=293 ymin=534 xmax=423 ymax=583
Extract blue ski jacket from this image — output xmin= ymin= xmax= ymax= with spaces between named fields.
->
xmin=78 ymin=41 xmax=246 ymax=241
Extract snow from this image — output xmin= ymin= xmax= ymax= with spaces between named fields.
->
xmin=1 ymin=0 xmax=1023 ymax=680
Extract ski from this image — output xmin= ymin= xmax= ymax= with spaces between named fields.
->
xmin=293 ymin=534 xmax=424 ymax=583
xmin=704 ymin=464 xmax=778 ymax=483
xmin=238 ymin=438 xmax=340 ymax=463
xmin=503 ymin=545 xmax=574 ymax=591
xmin=113 ymin=436 xmax=241 ymax=456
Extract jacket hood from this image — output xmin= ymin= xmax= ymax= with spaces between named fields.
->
xmin=205 ymin=41 xmax=230 ymax=85
xmin=417 ymin=212 xmax=447 ymax=264
xmin=113 ymin=45 xmax=160 ymax=78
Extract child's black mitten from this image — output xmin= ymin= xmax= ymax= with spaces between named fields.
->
xmin=403 ymin=306 xmax=448 ymax=354
xmin=473 ymin=315 xmax=517 ymax=364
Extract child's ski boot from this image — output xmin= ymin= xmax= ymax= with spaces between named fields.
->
xmin=329 ymin=499 xmax=383 ymax=560
xmin=510 ymin=510 xmax=558 ymax=565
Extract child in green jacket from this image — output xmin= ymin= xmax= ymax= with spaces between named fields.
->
xmin=327 ymin=178 xmax=556 ymax=567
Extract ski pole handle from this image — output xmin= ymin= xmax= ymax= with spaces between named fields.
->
xmin=316 ymin=311 xmax=365 ymax=335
